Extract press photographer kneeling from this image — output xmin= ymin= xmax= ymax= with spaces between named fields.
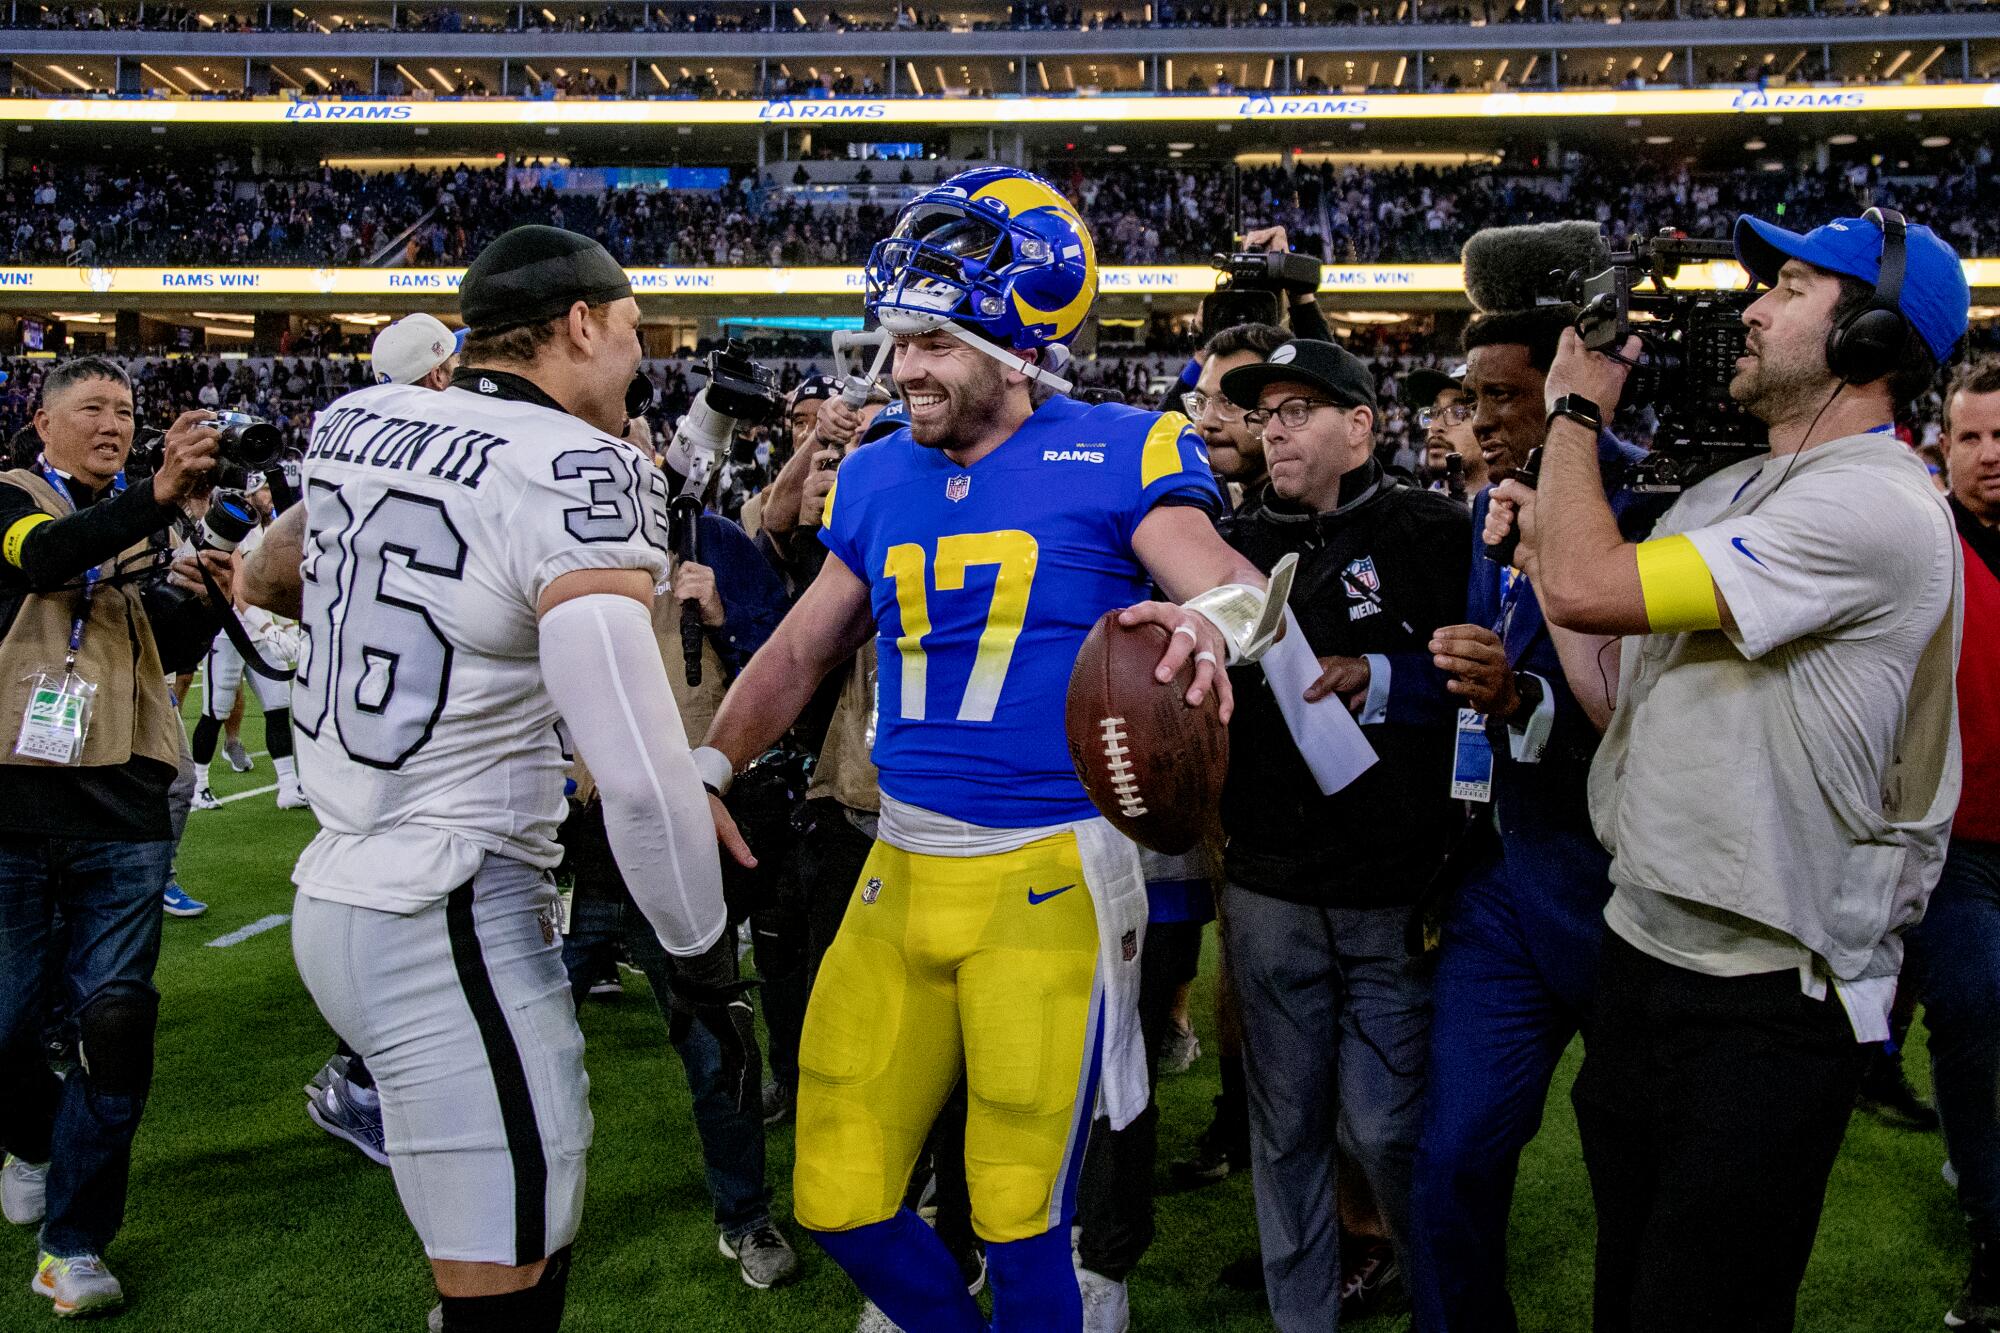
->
xmin=0 ymin=357 xmax=231 ymax=1316
xmin=1488 ymin=210 xmax=1967 ymax=1332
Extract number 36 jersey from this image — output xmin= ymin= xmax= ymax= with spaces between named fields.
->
xmin=819 ymin=395 xmax=1219 ymax=829
xmin=290 ymin=381 xmax=670 ymax=914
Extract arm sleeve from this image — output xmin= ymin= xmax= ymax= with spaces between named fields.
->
xmin=1358 ymin=653 xmax=1392 ymax=725
xmin=0 ymin=482 xmax=181 ymax=593
xmin=1680 ymin=467 xmax=1943 ymax=660
xmin=1287 ymin=297 xmax=1331 ymax=342
xmin=538 ymin=593 xmax=728 ymax=957
xmin=503 ymin=441 xmax=670 ymax=608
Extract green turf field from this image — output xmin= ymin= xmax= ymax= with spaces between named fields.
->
xmin=0 ymin=694 xmax=1972 ymax=1331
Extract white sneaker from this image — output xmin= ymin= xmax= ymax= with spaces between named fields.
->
xmin=1079 ymin=1266 xmax=1131 ymax=1333
xmin=1 ymin=1155 xmax=47 ymax=1225
xmin=31 ymin=1251 xmax=124 ymax=1317
xmin=224 ymin=738 xmax=254 ymax=772
xmin=192 ymin=786 xmax=222 ymax=812
xmin=427 ymin=1302 xmax=443 ymax=1332
xmin=276 ymin=781 xmax=311 ymax=811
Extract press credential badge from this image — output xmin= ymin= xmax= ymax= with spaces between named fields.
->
xmin=17 ymin=670 xmax=96 ymax=766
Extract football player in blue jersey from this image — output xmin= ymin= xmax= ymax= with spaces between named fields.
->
xmin=691 ymin=167 xmax=1293 ymax=1333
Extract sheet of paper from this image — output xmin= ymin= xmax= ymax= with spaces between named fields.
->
xmin=1259 ymin=607 xmax=1379 ymax=796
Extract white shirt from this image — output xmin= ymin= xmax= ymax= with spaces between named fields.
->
xmin=291 ymin=381 xmax=670 ymax=914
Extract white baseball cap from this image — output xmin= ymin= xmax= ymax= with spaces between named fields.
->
xmin=371 ymin=313 xmax=466 ymax=385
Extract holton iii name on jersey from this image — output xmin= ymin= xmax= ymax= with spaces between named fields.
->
xmin=307 ymin=403 xmax=510 ymax=490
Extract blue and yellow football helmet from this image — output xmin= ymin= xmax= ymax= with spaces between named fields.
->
xmin=864 ymin=167 xmax=1098 ymax=387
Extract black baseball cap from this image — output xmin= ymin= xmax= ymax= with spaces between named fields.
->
xmin=790 ymin=375 xmax=840 ymax=405
xmin=459 ymin=225 xmax=633 ymax=335
xmin=1400 ymin=364 xmax=1465 ymax=409
xmin=1221 ymin=339 xmax=1377 ymax=413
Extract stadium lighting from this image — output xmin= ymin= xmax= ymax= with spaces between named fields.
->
xmin=1645 ymin=135 xmax=1673 ymax=144
xmin=140 ymin=63 xmax=187 ymax=94
xmin=202 ymin=325 xmax=255 ymax=339
xmin=173 ymin=66 xmax=212 ymax=92
xmin=1744 ymin=137 xmax=1766 ymax=150
xmin=426 ymin=67 xmax=456 ymax=92
xmin=1521 ymin=54 xmax=1539 ymax=82
xmin=1106 ymin=144 xmax=1127 ymax=153
xmin=1168 ymin=141 xmax=1194 ymax=150
xmin=1913 ymin=45 xmax=1947 ymax=78
xmin=649 ymin=63 xmax=671 ymax=92
xmin=1882 ymin=49 xmax=1912 ymax=79
xmin=1922 ymin=135 xmax=1952 ymax=147
xmin=907 ymin=63 xmax=925 ymax=96
xmin=1392 ymin=57 xmax=1406 ymax=86
xmin=301 ymin=67 xmax=333 ymax=90
xmin=190 ymin=311 xmax=256 ymax=323
xmin=1828 ymin=132 xmax=1859 ymax=144
xmin=45 ymin=65 xmax=93 ymax=91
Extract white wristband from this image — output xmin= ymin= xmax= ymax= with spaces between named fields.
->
xmin=691 ymin=745 xmax=735 ymax=797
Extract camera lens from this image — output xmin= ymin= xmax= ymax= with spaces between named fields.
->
xmin=200 ymin=490 xmax=258 ymax=554
xmin=213 ymin=412 xmax=283 ymax=469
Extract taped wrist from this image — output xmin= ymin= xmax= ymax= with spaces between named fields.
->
xmin=1180 ymin=552 xmax=1299 ymax=665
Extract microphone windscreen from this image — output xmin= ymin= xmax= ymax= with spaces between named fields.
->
xmin=1462 ymin=221 xmax=1610 ymax=314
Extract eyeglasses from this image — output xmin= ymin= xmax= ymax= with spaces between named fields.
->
xmin=1180 ymin=390 xmax=1245 ymax=423
xmin=1419 ymin=403 xmax=1474 ymax=429
xmin=1244 ymin=397 xmax=1344 ymax=433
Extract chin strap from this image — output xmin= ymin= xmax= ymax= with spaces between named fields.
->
xmin=941 ymin=321 xmax=1075 ymax=395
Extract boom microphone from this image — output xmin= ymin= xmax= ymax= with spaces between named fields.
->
xmin=1462 ymin=221 xmax=1610 ymax=314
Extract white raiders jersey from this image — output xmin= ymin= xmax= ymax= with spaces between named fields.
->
xmin=290 ymin=380 xmax=671 ymax=914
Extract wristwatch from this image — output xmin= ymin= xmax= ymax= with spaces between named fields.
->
xmin=1546 ymin=394 xmax=1603 ymax=435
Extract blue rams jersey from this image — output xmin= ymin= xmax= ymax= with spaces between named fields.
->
xmin=820 ymin=396 xmax=1221 ymax=828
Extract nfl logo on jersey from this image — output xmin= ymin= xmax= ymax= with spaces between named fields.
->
xmin=945 ymin=475 xmax=972 ymax=503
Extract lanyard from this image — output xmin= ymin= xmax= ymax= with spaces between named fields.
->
xmin=35 ymin=454 xmax=125 ymax=671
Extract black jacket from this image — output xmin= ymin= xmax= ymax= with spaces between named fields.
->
xmin=1218 ymin=462 xmax=1470 ymax=906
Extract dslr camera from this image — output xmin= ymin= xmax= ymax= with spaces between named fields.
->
xmin=1203 ymin=249 xmax=1324 ymax=334
xmin=124 ymin=410 xmax=286 ymax=485
xmin=1566 ymin=230 xmax=1766 ymax=491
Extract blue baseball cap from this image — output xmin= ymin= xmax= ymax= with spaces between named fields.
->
xmin=861 ymin=399 xmax=909 ymax=442
xmin=1733 ymin=212 xmax=1969 ymax=365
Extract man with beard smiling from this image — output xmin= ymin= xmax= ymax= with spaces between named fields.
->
xmin=1494 ymin=208 xmax=1966 ymax=1332
xmin=691 ymin=167 xmax=1281 ymax=1333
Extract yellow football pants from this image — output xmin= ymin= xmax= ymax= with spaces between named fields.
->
xmin=793 ymin=831 xmax=1103 ymax=1244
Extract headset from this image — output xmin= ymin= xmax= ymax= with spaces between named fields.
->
xmin=1824 ymin=205 xmax=1911 ymax=385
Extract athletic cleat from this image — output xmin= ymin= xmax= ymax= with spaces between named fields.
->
xmin=1171 ymin=1118 xmax=1248 ymax=1188
xmin=192 ymin=786 xmax=222 ymax=812
xmin=1161 ymin=1018 xmax=1201 ymax=1075
xmin=953 ymin=1242 xmax=987 ymax=1297
xmin=1078 ymin=1266 xmax=1131 ymax=1333
xmin=1859 ymin=1046 xmax=1941 ymax=1131
xmin=276 ymin=781 xmax=311 ymax=811
xmin=2 ymin=1156 xmax=48 ymax=1225
xmin=762 ymin=1079 xmax=794 ymax=1127
xmin=307 ymin=1075 xmax=389 ymax=1167
xmin=224 ymin=738 xmax=254 ymax=772
xmin=718 ymin=1224 xmax=799 ymax=1289
xmin=162 ymin=882 xmax=208 ymax=918
xmin=587 ymin=974 xmax=623 ymax=998
xmin=31 ymin=1251 xmax=124 ymax=1317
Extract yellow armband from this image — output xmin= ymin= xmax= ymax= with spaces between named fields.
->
xmin=2 ymin=512 xmax=52 ymax=568
xmin=1635 ymin=534 xmax=1722 ymax=632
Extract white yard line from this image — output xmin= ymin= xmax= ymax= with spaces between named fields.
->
xmin=205 ymin=914 xmax=290 ymax=949
xmin=218 ymin=783 xmax=280 ymax=805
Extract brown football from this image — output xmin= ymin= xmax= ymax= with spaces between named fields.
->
xmin=1065 ymin=610 xmax=1229 ymax=855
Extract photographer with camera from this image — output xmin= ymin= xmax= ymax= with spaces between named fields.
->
xmin=0 ymin=356 xmax=230 ymax=1317
xmin=1158 ymin=226 xmax=1331 ymax=421
xmin=1494 ymin=209 xmax=1967 ymax=1332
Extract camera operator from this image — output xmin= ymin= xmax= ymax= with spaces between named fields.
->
xmin=0 ymin=356 xmax=227 ymax=1317
xmin=744 ymin=375 xmax=838 ymax=577
xmin=1213 ymin=338 xmax=1468 ymax=1330
xmin=1392 ymin=298 xmax=1671 ymax=1333
xmin=1496 ymin=210 xmax=1967 ymax=1331
xmin=1903 ymin=355 xmax=2000 ymax=1333
xmin=1183 ymin=322 xmax=1286 ymax=511
xmin=1158 ymin=226 xmax=1331 ymax=419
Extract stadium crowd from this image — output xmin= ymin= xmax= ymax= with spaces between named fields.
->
xmin=5 ymin=151 xmax=1998 ymax=269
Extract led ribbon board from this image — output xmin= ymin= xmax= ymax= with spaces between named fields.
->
xmin=5 ymin=260 xmax=1997 ymax=297
xmin=3 ymin=82 xmax=1998 ymax=127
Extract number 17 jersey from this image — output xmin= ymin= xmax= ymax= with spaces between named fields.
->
xmin=819 ymin=395 xmax=1218 ymax=829
xmin=291 ymin=381 xmax=670 ymax=915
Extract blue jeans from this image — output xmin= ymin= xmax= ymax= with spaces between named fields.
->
xmin=1906 ymin=837 xmax=2000 ymax=1245
xmin=0 ymin=835 xmax=173 ymax=1258
xmin=561 ymin=888 xmax=772 ymax=1237
xmin=1408 ymin=841 xmax=1609 ymax=1333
